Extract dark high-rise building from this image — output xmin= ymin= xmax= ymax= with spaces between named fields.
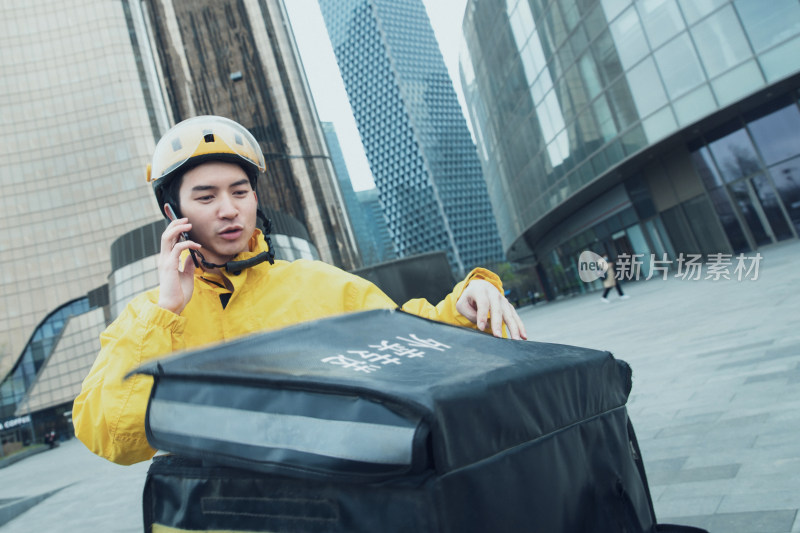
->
xmin=141 ymin=0 xmax=358 ymax=269
xmin=461 ymin=0 xmax=800 ymax=297
xmin=318 ymin=0 xmax=505 ymax=276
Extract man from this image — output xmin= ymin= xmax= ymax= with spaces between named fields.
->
xmin=73 ymin=115 xmax=526 ymax=466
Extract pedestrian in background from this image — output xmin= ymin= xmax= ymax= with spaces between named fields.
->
xmin=601 ymin=254 xmax=629 ymax=303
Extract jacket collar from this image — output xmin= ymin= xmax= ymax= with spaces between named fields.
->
xmin=233 ymin=228 xmax=269 ymax=263
xmin=195 ymin=229 xmax=270 ymax=286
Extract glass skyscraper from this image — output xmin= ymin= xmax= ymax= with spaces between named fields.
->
xmin=318 ymin=0 xmax=505 ymax=276
xmin=461 ymin=0 xmax=800 ymax=297
xmin=356 ymin=187 xmax=398 ymax=265
xmin=322 ymin=122 xmax=394 ymax=266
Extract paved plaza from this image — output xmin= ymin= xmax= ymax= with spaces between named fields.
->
xmin=519 ymin=241 xmax=800 ymax=532
xmin=1 ymin=241 xmax=798 ymax=532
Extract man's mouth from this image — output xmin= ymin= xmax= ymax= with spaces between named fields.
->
xmin=219 ymin=226 xmax=244 ymax=240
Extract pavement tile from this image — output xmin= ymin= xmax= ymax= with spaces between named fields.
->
xmin=686 ymin=389 xmax=738 ymax=405
xmin=656 ymin=413 xmax=769 ymax=439
xmin=681 ymin=444 xmax=799 ymax=470
xmin=648 ymin=484 xmax=668 ymax=502
xmin=765 ymin=344 xmax=800 ymax=358
xmin=644 ymin=456 xmax=688 ymax=473
xmin=718 ymin=348 xmax=800 ymax=370
xmin=744 ymin=366 xmax=800 ymax=384
xmin=694 ymin=340 xmax=775 ymax=358
xmin=670 ymin=410 xmax=724 ymax=424
xmin=710 ymin=472 xmax=800 ymax=496
xmin=692 ymin=327 xmax=760 ymax=341
xmin=648 ymin=463 xmax=740 ymax=486
xmin=658 ymin=510 xmax=797 ymax=533
xmin=639 ymin=433 xmax=758 ymax=458
xmin=653 ymin=495 xmax=722 ymax=519
xmin=718 ymin=492 xmax=800 ymax=514
xmin=755 ymin=432 xmax=800 ymax=448
xmin=658 ymin=478 xmax=739 ymax=500
xmin=737 ymin=452 xmax=800 ymax=476
xmin=730 ymin=402 xmax=800 ymax=426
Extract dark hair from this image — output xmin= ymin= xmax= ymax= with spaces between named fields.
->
xmin=163 ymin=173 xmax=184 ymax=216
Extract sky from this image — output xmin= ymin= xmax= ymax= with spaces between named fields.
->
xmin=284 ymin=0 xmax=470 ymax=191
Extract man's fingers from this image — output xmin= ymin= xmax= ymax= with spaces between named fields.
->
xmin=475 ymin=289 xmax=490 ymax=331
xmin=455 ymin=294 xmax=477 ymax=323
xmin=170 ymin=238 xmax=200 ymax=251
xmin=160 ymin=221 xmax=199 ymax=263
xmin=504 ymin=300 xmax=529 ymax=340
xmin=160 ymin=219 xmax=191 ymax=251
xmin=489 ymin=291 xmax=504 ymax=337
xmin=456 ymin=280 xmax=528 ymax=340
xmin=160 ymin=235 xmax=200 ymax=274
xmin=514 ymin=309 xmax=528 ymax=340
xmin=502 ymin=300 xmax=521 ymax=340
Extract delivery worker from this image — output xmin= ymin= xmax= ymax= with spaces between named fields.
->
xmin=73 ymin=115 xmax=527 ymax=466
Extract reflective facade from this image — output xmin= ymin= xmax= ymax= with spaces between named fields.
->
xmin=0 ymin=0 xmax=163 ymax=427
xmin=357 ymin=188 xmax=398 ymax=265
xmin=461 ymin=0 xmax=800 ymax=296
xmin=0 ymin=0 xmax=354 ymax=442
xmin=318 ymin=0 xmax=505 ymax=276
xmin=15 ymin=309 xmax=107 ymax=421
xmin=1 ymin=300 xmax=90 ymax=420
xmin=322 ymin=122 xmax=394 ymax=266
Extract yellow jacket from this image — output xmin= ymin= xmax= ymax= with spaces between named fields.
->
xmin=73 ymin=231 xmax=503 ymax=465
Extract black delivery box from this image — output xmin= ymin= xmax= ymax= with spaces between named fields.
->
xmin=131 ymin=309 xmax=699 ymax=533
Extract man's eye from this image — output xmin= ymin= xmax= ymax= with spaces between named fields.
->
xmin=233 ymin=190 xmax=249 ymax=196
xmin=196 ymin=195 xmax=213 ymax=201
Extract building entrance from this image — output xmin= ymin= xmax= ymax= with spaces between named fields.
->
xmin=610 ymin=232 xmax=634 ymax=259
xmin=691 ymin=97 xmax=800 ymax=253
xmin=729 ymin=174 xmax=797 ymax=249
xmin=1 ymin=415 xmax=34 ymax=457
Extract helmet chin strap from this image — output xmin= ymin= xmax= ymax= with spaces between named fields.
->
xmin=200 ymin=209 xmax=276 ymax=275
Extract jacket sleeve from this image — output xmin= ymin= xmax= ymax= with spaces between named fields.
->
xmin=400 ymin=267 xmax=504 ymax=332
xmin=72 ymin=293 xmax=186 ymax=465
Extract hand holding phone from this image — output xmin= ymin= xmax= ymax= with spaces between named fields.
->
xmin=158 ymin=203 xmax=199 ymax=314
xmin=164 ymin=203 xmax=200 ymax=268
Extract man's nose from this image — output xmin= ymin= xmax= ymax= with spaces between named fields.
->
xmin=218 ymin=194 xmax=238 ymax=218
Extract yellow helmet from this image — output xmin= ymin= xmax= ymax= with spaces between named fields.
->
xmin=147 ymin=115 xmax=266 ymax=217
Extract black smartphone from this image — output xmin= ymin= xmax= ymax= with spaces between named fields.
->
xmin=164 ymin=203 xmax=200 ymax=268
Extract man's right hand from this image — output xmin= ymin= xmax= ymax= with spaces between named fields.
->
xmin=157 ymin=218 xmax=202 ymax=315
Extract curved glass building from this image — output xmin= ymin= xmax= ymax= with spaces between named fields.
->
xmin=0 ymin=0 xmax=163 ymax=445
xmin=461 ymin=0 xmax=800 ymax=297
xmin=0 ymin=0 xmax=363 ymax=447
